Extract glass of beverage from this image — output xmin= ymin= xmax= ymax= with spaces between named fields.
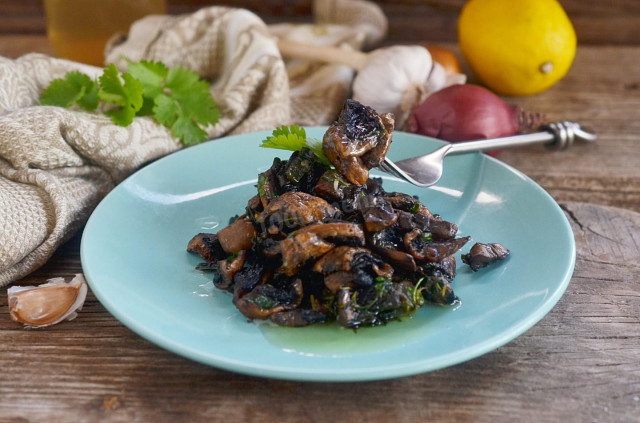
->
xmin=43 ymin=0 xmax=166 ymax=66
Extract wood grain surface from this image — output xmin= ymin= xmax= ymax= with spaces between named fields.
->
xmin=1 ymin=1 xmax=639 ymax=421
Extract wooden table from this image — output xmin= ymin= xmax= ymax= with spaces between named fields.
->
xmin=1 ymin=5 xmax=639 ymax=422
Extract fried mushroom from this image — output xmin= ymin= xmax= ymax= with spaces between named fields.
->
xmin=234 ymin=278 xmax=303 ymax=320
xmin=270 ymin=309 xmax=327 ymax=327
xmin=214 ymin=250 xmax=247 ymax=290
xmin=187 ymin=233 xmax=226 ymax=262
xmin=462 ymin=242 xmax=510 ymax=271
xmin=404 ymin=229 xmax=471 ymax=263
xmin=217 ymin=219 xmax=257 ymax=254
xmin=323 ymin=99 xmax=394 ymax=185
xmin=257 ymin=191 xmax=338 ymax=235
xmin=278 ymin=223 xmax=365 ymax=276
xmin=313 ymin=246 xmax=393 ymax=292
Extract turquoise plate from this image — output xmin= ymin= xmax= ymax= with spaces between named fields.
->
xmin=81 ymin=128 xmax=575 ymax=382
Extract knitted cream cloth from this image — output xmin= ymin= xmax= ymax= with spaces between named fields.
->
xmin=0 ymin=1 xmax=386 ymax=285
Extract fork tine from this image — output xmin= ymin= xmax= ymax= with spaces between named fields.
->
xmin=379 ymin=157 xmax=432 ymax=188
xmin=378 ymin=159 xmax=403 ymax=179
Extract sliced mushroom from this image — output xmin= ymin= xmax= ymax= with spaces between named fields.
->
xmin=374 ymin=248 xmax=418 ymax=273
xmin=427 ymin=216 xmax=459 ymax=240
xmin=246 ymin=194 xmax=264 ymax=222
xmin=323 ymin=272 xmax=358 ymax=293
xmin=296 ymin=222 xmax=365 ymax=246
xmin=420 ymin=255 xmax=457 ymax=281
xmin=323 ymin=99 xmax=394 ymax=185
xmin=313 ymin=169 xmax=350 ymax=201
xmin=461 ymin=242 xmax=510 ymax=271
xmin=404 ymin=229 xmax=470 ymax=262
xmin=217 ymin=219 xmax=257 ymax=254
xmin=383 ymin=192 xmax=430 ymax=216
xmin=279 ymin=231 xmax=335 ymax=276
xmin=257 ymin=191 xmax=338 ymax=234
xmin=270 ymin=309 xmax=327 ymax=327
xmin=215 ymin=250 xmax=247 ymax=290
xmin=313 ymin=246 xmax=393 ymax=292
xmin=234 ymin=278 xmax=303 ymax=320
xmin=366 ymin=226 xmax=419 ymax=273
xmin=233 ymin=260 xmax=271 ymax=299
xmin=361 ymin=198 xmax=398 ymax=232
xmin=336 ymin=288 xmax=375 ymax=329
xmin=187 ymin=233 xmax=226 ymax=262
xmin=278 ymin=222 xmax=365 ymax=276
xmin=396 ymin=212 xmax=458 ymax=240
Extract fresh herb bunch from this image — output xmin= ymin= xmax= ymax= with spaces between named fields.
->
xmin=39 ymin=61 xmax=219 ymax=145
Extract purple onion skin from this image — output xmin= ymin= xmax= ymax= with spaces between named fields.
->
xmin=409 ymin=84 xmax=523 ymax=146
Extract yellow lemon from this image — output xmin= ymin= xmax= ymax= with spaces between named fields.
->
xmin=458 ymin=0 xmax=577 ymax=96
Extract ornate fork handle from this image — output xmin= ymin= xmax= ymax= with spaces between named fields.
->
xmin=445 ymin=121 xmax=597 ymax=155
xmin=378 ymin=121 xmax=597 ymax=187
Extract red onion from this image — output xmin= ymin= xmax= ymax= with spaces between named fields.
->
xmin=408 ymin=84 xmax=544 ymax=150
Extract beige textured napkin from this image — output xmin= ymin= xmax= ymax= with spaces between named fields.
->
xmin=0 ymin=1 xmax=386 ymax=285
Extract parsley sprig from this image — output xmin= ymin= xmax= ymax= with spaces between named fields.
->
xmin=39 ymin=61 xmax=219 ymax=145
xmin=260 ymin=125 xmax=329 ymax=165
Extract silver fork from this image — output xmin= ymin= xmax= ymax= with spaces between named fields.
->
xmin=378 ymin=121 xmax=597 ymax=187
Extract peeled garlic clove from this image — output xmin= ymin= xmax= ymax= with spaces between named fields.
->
xmin=7 ymin=273 xmax=88 ymax=328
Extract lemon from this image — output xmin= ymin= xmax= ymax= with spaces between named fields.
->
xmin=458 ymin=0 xmax=577 ymax=96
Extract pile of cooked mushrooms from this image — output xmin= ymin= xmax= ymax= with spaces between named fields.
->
xmin=187 ymin=100 xmax=509 ymax=329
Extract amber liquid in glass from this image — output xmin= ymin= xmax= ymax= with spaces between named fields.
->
xmin=44 ymin=0 xmax=166 ymax=66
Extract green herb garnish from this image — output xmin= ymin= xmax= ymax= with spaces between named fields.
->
xmin=39 ymin=60 xmax=219 ymax=145
xmin=260 ymin=125 xmax=330 ymax=165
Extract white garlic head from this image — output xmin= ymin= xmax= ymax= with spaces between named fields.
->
xmin=353 ymin=45 xmax=465 ymax=130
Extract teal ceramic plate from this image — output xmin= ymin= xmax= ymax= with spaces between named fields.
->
xmin=81 ymin=128 xmax=575 ymax=381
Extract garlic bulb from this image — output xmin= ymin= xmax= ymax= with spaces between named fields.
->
xmin=8 ymin=273 xmax=88 ymax=328
xmin=276 ymin=40 xmax=466 ymax=129
xmin=353 ymin=45 xmax=465 ymax=130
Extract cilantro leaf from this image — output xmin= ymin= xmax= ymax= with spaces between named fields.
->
xmin=153 ymin=93 xmax=179 ymax=127
xmin=38 ymin=60 xmax=219 ymax=145
xmin=40 ymin=71 xmax=99 ymax=110
xmin=260 ymin=125 xmax=330 ymax=165
xmin=152 ymin=66 xmax=219 ymax=144
xmin=127 ymin=60 xmax=168 ymax=99
xmin=171 ymin=115 xmax=208 ymax=146
xmin=67 ymin=72 xmax=99 ymax=110
xmin=40 ymin=78 xmax=85 ymax=108
xmin=165 ymin=67 xmax=201 ymax=94
xmin=261 ymin=125 xmax=307 ymax=151
xmin=98 ymin=64 xmax=143 ymax=126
